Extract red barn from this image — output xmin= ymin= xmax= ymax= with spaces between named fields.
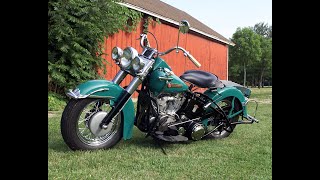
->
xmin=100 ymin=0 xmax=234 ymax=97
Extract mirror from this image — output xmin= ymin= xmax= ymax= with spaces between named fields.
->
xmin=179 ymin=20 xmax=190 ymax=34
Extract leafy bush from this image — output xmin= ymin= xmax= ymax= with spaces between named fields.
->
xmin=48 ymin=92 xmax=67 ymax=111
xmin=48 ymin=0 xmax=142 ymax=94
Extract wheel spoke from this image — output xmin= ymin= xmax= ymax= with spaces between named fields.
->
xmin=78 ymin=118 xmax=86 ymax=125
xmin=94 ymin=102 xmax=101 ymax=111
xmin=79 ymin=128 xmax=86 ymax=134
xmin=82 ymin=128 xmax=90 ymax=136
xmin=83 ymin=108 xmax=92 ymax=115
xmin=76 ymin=99 xmax=121 ymax=146
xmin=84 ymin=134 xmax=91 ymax=140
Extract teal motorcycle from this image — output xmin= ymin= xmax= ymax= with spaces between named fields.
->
xmin=61 ymin=20 xmax=259 ymax=151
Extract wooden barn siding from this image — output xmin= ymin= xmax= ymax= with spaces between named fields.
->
xmin=100 ymin=20 xmax=227 ymax=97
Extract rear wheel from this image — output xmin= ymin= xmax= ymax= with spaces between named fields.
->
xmin=206 ymin=97 xmax=240 ymax=139
xmin=61 ymin=98 xmax=123 ymax=150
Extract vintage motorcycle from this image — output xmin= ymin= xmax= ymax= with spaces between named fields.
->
xmin=61 ymin=20 xmax=259 ymax=151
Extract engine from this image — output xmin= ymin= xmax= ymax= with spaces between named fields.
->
xmin=153 ymin=93 xmax=185 ymax=131
xmin=157 ymin=93 xmax=185 ymax=115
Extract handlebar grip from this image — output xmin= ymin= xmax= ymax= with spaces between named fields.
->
xmin=187 ymin=54 xmax=201 ymax=68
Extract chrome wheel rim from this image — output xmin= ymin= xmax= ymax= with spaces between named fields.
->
xmin=76 ymin=100 xmax=121 ymax=146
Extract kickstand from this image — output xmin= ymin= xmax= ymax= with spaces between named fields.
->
xmin=155 ymin=139 xmax=167 ymax=155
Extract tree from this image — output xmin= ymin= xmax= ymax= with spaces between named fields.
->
xmin=229 ymin=27 xmax=262 ymax=86
xmin=252 ymin=22 xmax=272 ymax=87
xmin=253 ymin=22 xmax=272 ymax=38
xmin=267 ymin=25 xmax=272 ymax=38
xmin=48 ymin=0 xmax=142 ymax=94
xmin=257 ymin=37 xmax=272 ymax=87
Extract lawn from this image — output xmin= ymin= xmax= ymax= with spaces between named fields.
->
xmin=48 ymin=88 xmax=272 ymax=179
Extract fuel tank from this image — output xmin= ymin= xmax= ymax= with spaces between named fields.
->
xmin=148 ymin=68 xmax=188 ymax=96
xmin=148 ymin=57 xmax=188 ymax=96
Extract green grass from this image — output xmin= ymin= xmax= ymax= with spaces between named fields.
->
xmin=48 ymin=92 xmax=67 ymax=111
xmin=48 ymin=88 xmax=272 ymax=180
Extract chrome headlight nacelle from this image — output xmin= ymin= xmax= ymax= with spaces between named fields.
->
xmin=111 ymin=46 xmax=146 ymax=73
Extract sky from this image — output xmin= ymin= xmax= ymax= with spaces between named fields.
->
xmin=160 ymin=0 xmax=272 ymax=39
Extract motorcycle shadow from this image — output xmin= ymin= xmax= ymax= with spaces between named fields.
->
xmin=121 ymin=130 xmax=193 ymax=152
xmin=48 ymin=128 xmax=193 ymax=152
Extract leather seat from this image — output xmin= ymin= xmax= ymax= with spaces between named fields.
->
xmin=180 ymin=70 xmax=223 ymax=88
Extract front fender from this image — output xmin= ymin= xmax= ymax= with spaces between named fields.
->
xmin=67 ymin=80 xmax=135 ymax=140
xmin=204 ymin=86 xmax=248 ymax=117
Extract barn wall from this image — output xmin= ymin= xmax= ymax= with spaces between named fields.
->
xmin=100 ymin=20 xmax=228 ymax=97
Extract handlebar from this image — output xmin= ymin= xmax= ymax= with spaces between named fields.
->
xmin=186 ymin=53 xmax=201 ymax=68
xmin=158 ymin=46 xmax=201 ymax=68
xmin=139 ymin=34 xmax=201 ymax=68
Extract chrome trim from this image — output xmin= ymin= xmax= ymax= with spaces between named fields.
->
xmin=242 ymin=97 xmax=249 ymax=106
xmin=203 ymin=102 xmax=213 ymax=109
xmin=159 ymin=76 xmax=173 ymax=81
xmin=167 ymin=118 xmax=200 ymax=127
xmin=158 ymin=46 xmax=186 ymax=56
xmin=112 ymin=70 xmax=127 ymax=84
xmin=246 ymin=114 xmax=259 ymax=123
xmin=136 ymin=58 xmax=154 ymax=80
xmin=191 ymin=123 xmax=205 ymax=141
xmin=86 ymin=95 xmax=115 ymax=99
xmin=141 ymin=48 xmax=148 ymax=55
xmin=66 ymin=88 xmax=110 ymax=99
xmin=244 ymin=99 xmax=259 ymax=118
xmin=125 ymin=77 xmax=142 ymax=94
xmin=66 ymin=88 xmax=81 ymax=98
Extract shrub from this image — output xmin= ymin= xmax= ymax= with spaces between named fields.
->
xmin=48 ymin=92 xmax=67 ymax=111
xmin=48 ymin=0 xmax=142 ymax=94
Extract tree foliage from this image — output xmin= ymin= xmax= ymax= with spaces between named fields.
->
xmin=253 ymin=22 xmax=272 ymax=38
xmin=229 ymin=22 xmax=272 ymax=87
xmin=257 ymin=37 xmax=272 ymax=87
xmin=48 ymin=0 xmax=142 ymax=93
xmin=229 ymin=27 xmax=261 ymax=86
xmin=252 ymin=22 xmax=272 ymax=87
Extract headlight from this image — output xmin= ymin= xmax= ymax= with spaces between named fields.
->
xmin=132 ymin=56 xmax=145 ymax=72
xmin=120 ymin=47 xmax=138 ymax=69
xmin=111 ymin=47 xmax=123 ymax=63
xmin=123 ymin=47 xmax=138 ymax=60
xmin=120 ymin=57 xmax=131 ymax=69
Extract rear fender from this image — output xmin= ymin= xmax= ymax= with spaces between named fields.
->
xmin=204 ymin=86 xmax=248 ymax=117
xmin=66 ymin=80 xmax=135 ymax=140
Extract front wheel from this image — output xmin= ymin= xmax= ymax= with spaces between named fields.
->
xmin=61 ymin=98 xmax=123 ymax=150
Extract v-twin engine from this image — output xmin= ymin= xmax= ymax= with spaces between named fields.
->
xmin=154 ymin=93 xmax=185 ymax=131
xmin=152 ymin=92 xmax=206 ymax=141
